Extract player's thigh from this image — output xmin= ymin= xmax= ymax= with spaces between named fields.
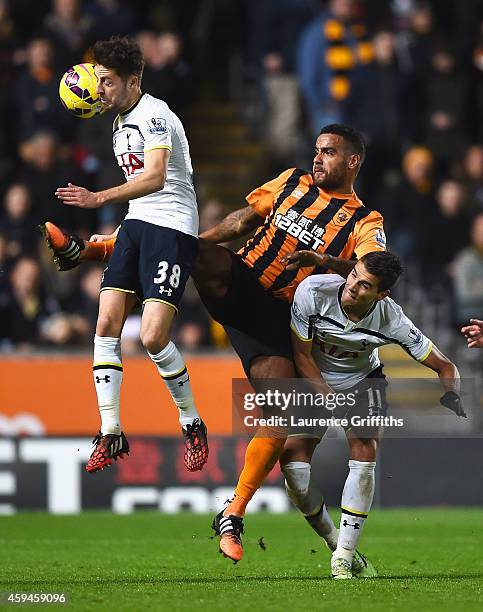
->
xmin=250 ymin=355 xmax=296 ymax=379
xmin=192 ymin=239 xmax=234 ymax=298
xmin=96 ymin=289 xmax=137 ymax=336
xmin=279 ymin=436 xmax=321 ymax=466
xmin=140 ymin=301 xmax=177 ymax=349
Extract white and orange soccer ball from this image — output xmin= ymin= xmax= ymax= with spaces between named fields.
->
xmin=58 ymin=63 xmax=105 ymax=119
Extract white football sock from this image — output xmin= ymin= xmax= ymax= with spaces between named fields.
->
xmin=148 ymin=341 xmax=200 ymax=427
xmin=93 ymin=335 xmax=123 ymax=435
xmin=335 ymin=460 xmax=376 ymax=562
xmin=283 ymin=461 xmax=339 ymax=551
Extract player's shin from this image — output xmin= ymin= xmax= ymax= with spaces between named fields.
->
xmin=283 ymin=461 xmax=338 ymax=551
xmin=148 ymin=341 xmax=199 ymax=426
xmin=93 ymin=335 xmax=123 ymax=435
xmin=335 ymin=460 xmax=376 ymax=563
xmin=225 ymin=434 xmax=285 ymax=517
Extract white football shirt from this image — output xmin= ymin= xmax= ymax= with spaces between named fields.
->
xmin=112 ymin=93 xmax=198 ymax=236
xmin=291 ymin=275 xmax=432 ymax=390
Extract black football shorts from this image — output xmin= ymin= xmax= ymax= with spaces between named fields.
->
xmin=101 ymin=219 xmax=198 ymax=310
xmin=199 ymin=249 xmax=292 ymax=376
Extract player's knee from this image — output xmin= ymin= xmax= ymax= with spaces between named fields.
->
xmin=96 ymin=312 xmax=123 ymax=337
xmin=140 ymin=329 xmax=170 ymax=354
xmin=282 ymin=461 xmax=311 ymax=494
xmin=349 ymin=438 xmax=377 ymax=462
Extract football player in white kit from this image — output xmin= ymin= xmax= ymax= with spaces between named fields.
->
xmin=55 ymin=36 xmax=208 ymax=474
xmin=284 ymin=250 xmax=466 ymax=579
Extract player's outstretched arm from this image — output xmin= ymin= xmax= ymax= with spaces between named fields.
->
xmin=281 ymin=250 xmax=356 ymax=277
xmin=199 ymin=205 xmax=264 ymax=243
xmin=420 ymin=345 xmax=466 ymax=417
xmin=461 ymin=319 xmax=483 ymax=349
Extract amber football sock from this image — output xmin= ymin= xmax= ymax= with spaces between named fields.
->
xmin=83 ymin=237 xmax=116 ymax=262
xmin=224 ymin=435 xmax=286 ymax=517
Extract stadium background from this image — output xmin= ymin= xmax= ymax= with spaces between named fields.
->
xmin=0 ymin=0 xmax=482 ymax=515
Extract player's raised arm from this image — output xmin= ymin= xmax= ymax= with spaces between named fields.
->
xmin=199 ymin=205 xmax=263 ymax=243
xmin=420 ymin=345 xmax=466 ymax=417
xmin=200 ymin=168 xmax=297 ymax=243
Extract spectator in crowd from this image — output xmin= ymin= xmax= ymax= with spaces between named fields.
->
xmin=346 ymin=28 xmax=418 ymax=202
xmin=41 ymin=0 xmax=95 ymax=73
xmin=260 ymin=52 xmax=303 ymax=175
xmin=0 ymin=0 xmax=24 ymax=187
xmin=16 ymin=130 xmax=94 ymax=232
xmin=0 ymin=183 xmax=39 ymax=259
xmin=138 ymin=31 xmax=192 ymax=122
xmin=73 ymin=264 xmax=102 ymax=335
xmin=460 ymin=144 xmax=483 ymax=214
xmin=85 ymin=0 xmax=136 ymax=40
xmin=0 ymin=256 xmax=59 ymax=348
xmin=421 ymin=179 xmax=471 ymax=291
xmin=297 ymin=0 xmax=374 ymax=138
xmin=423 ymin=43 xmax=469 ymax=172
xmin=378 ymin=145 xmax=434 ymax=261
xmin=453 ymin=213 xmax=483 ymax=326
xmin=249 ymin=0 xmax=318 ymax=76
xmin=15 ymin=37 xmax=72 ymax=142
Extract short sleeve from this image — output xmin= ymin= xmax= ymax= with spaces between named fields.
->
xmin=352 ymin=211 xmax=386 ymax=259
xmin=246 ymin=168 xmax=296 ymax=217
xmin=388 ymin=305 xmax=433 ymax=362
xmin=141 ymin=109 xmax=173 ymax=153
xmin=290 ymin=278 xmax=317 ymax=342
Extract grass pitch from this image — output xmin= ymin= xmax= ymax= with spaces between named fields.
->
xmin=1 ymin=509 xmax=482 ymax=611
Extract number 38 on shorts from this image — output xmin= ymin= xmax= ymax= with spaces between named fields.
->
xmin=100 ymin=219 xmax=199 ymax=310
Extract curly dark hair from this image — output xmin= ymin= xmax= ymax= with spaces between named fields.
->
xmin=92 ymin=36 xmax=144 ymax=79
xmin=359 ymin=251 xmax=403 ymax=291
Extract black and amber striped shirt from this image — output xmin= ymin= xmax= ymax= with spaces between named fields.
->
xmin=238 ymin=168 xmax=386 ymax=302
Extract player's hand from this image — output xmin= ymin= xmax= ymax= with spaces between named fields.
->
xmin=440 ymin=391 xmax=467 ymax=418
xmin=280 ymin=250 xmax=327 ymax=271
xmin=461 ymin=319 xmax=483 ymax=349
xmin=55 ymin=183 xmax=102 ymax=208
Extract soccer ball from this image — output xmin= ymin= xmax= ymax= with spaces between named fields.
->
xmin=59 ymin=63 xmax=104 ymax=119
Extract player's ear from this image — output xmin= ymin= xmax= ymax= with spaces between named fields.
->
xmin=348 ymin=154 xmax=360 ymax=170
xmin=377 ymin=289 xmax=390 ymax=301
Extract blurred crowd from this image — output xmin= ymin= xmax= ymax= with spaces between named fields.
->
xmin=0 ymin=0 xmax=482 ymax=354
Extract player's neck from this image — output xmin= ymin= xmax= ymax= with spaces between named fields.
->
xmin=119 ymin=90 xmax=142 ymax=115
xmin=341 ymin=300 xmax=375 ymax=323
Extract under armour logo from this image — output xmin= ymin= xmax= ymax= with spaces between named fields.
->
xmin=158 ymin=286 xmax=173 ymax=296
xmin=95 ymin=375 xmax=111 ymax=384
xmin=177 ymin=376 xmax=190 ymax=387
xmin=342 ymin=520 xmax=360 ymax=529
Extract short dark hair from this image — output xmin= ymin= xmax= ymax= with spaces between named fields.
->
xmin=319 ymin=123 xmax=366 ymax=164
xmin=359 ymin=251 xmax=403 ymax=291
xmin=93 ymin=36 xmax=144 ymax=79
